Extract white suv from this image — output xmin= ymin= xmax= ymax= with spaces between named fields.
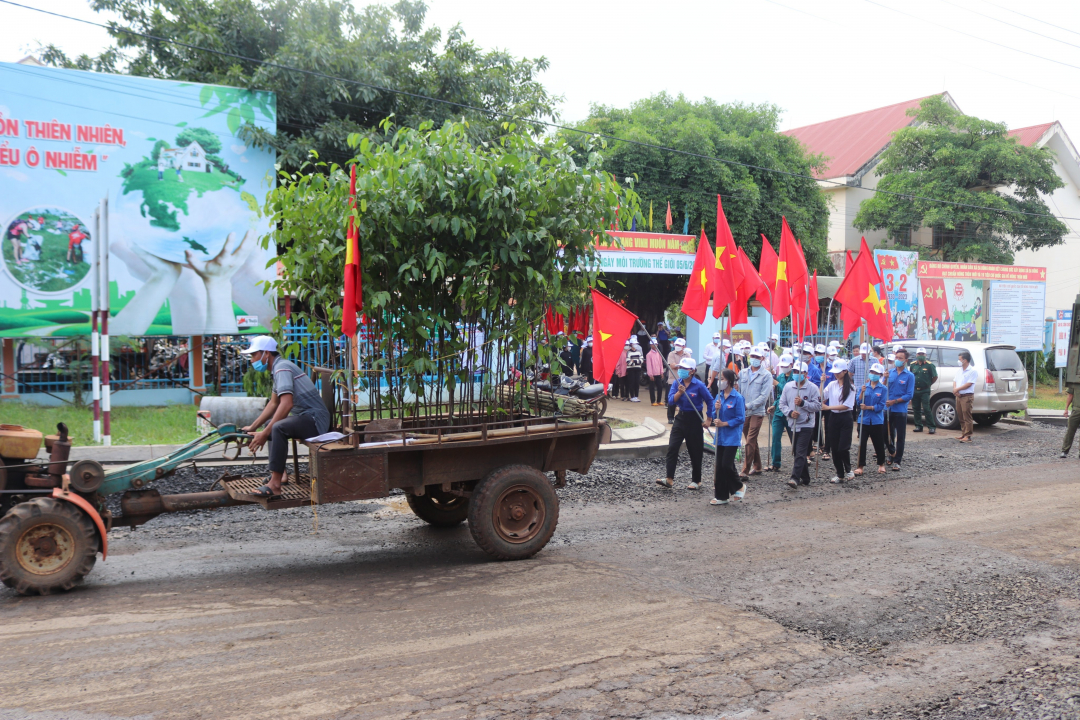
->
xmin=893 ymin=341 xmax=1028 ymax=430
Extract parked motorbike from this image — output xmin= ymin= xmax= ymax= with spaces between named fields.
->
xmin=534 ymin=374 xmax=608 ymax=418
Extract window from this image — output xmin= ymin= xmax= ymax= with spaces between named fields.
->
xmin=919 ymin=346 xmax=941 ymax=364
xmin=986 ymin=347 xmax=1022 ymax=372
xmin=939 ymin=347 xmax=965 ymax=367
xmin=932 ymin=223 xmax=968 ymax=251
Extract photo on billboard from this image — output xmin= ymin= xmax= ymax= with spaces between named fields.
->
xmin=874 ymin=249 xmax=919 ymax=340
xmin=917 ymin=278 xmax=984 ymax=341
xmin=0 ymin=63 xmax=277 ymax=337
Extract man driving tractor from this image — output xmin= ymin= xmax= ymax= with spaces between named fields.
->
xmin=240 ymin=336 xmax=331 ymax=497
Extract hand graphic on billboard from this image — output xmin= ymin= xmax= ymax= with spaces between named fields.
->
xmin=186 ymin=230 xmax=257 ymax=334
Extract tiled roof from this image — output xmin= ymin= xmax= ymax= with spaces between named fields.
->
xmin=1009 ymin=122 xmax=1054 ymax=147
xmin=783 ymin=95 xmax=939 ymax=179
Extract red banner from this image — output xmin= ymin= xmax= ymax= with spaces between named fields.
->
xmin=917 ymin=261 xmax=1045 ymax=282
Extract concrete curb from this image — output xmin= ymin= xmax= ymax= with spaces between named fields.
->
xmin=607 ymin=416 xmax=666 ymax=443
xmin=1025 ymin=410 xmax=1066 ymax=427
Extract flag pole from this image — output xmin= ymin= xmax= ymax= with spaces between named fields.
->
xmin=814 ymin=297 xmax=836 ymax=482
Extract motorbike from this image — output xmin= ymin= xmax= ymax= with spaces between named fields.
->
xmin=534 ymin=373 xmax=608 ymax=418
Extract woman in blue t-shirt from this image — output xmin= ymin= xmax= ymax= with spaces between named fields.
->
xmin=855 ymin=362 xmax=889 ymax=476
xmin=711 ymin=368 xmax=746 ymax=505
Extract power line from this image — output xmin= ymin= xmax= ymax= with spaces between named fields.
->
xmin=982 ymin=0 xmax=1080 ymax=39
xmin=3 ymin=0 xmax=1080 ymax=223
xmin=936 ymin=0 xmax=1080 ymax=51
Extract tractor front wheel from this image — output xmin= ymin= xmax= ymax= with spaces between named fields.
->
xmin=0 ymin=497 xmax=99 ymax=595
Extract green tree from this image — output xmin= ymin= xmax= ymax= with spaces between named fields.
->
xmin=568 ymin=93 xmax=831 ymax=322
xmin=41 ymin=0 xmax=558 ymax=170
xmin=854 ymin=96 xmax=1067 ymax=263
xmin=265 ymin=120 xmax=631 ymax=415
xmin=175 ymin=127 xmax=223 ymax=154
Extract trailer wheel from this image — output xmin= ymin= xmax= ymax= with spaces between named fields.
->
xmin=468 ymin=465 xmax=559 ymax=560
xmin=0 ymin=497 xmax=98 ymax=596
xmin=406 ymin=489 xmax=470 ymax=527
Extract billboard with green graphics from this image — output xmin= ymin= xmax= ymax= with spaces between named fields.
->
xmin=0 ymin=63 xmax=276 ymax=337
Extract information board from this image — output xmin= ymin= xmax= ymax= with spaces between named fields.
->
xmin=874 ymin=249 xmax=919 ymax=340
xmin=593 ymin=231 xmax=695 ymax=274
xmin=988 ymin=281 xmax=1046 ymax=350
xmin=1056 ymin=309 xmax=1073 ymax=367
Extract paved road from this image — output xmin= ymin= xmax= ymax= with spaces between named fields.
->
xmin=1 ymin=424 xmax=1078 ymax=719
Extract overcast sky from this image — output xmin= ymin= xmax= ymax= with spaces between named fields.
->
xmin=4 ymin=0 xmax=1080 ymax=137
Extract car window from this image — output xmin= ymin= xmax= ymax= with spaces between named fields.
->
xmin=920 ymin=347 xmax=941 ymax=365
xmin=986 ymin=347 xmax=1023 ymax=372
xmin=939 ymin=347 xmax=965 ymax=367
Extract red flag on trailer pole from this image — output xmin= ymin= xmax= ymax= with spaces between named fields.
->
xmin=681 ymin=230 xmax=716 ymax=324
xmin=711 ymin=195 xmax=739 ymax=318
xmin=665 ymin=202 xmax=673 ymax=231
xmin=342 ymin=165 xmax=362 ymax=336
xmin=841 ymin=250 xmax=861 ymax=339
xmin=834 ymin=237 xmax=894 ymax=341
xmin=591 ymin=289 xmax=639 ymax=390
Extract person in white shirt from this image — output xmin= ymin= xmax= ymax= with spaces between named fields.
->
xmin=821 ymin=359 xmax=857 ymax=483
xmin=703 ymin=332 xmax=722 ymax=368
xmin=953 ymin=350 xmax=979 ymax=442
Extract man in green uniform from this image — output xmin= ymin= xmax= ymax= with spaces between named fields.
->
xmin=1062 ymin=386 xmax=1080 ymax=458
xmin=911 ymin=347 xmax=938 ymax=434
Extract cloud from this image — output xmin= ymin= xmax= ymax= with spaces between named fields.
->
xmin=2 ymin=168 xmax=28 ymax=182
xmin=230 ymin=144 xmax=247 ymax=155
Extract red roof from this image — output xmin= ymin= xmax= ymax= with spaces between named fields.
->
xmin=1009 ymin=122 xmax=1054 ymax=147
xmin=783 ymin=95 xmax=939 ymax=179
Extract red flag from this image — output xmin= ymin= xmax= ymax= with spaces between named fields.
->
xmin=665 ymin=202 xmax=673 ymax=231
xmin=711 ymin=195 xmax=739 ymax=318
xmin=920 ymin=277 xmax=949 ymax=337
xmin=771 ymin=218 xmax=804 ymax=322
xmin=342 ymin=165 xmax=362 ymax=336
xmin=682 ymin=231 xmax=716 ymax=323
xmin=730 ymin=247 xmax=764 ymax=325
xmin=841 ymin=250 xmax=861 ymax=339
xmin=834 ymin=237 xmax=893 ymax=341
xmin=804 ymin=271 xmax=820 ymax=337
xmin=759 ymin=234 xmax=778 ymax=300
xmin=591 ymin=289 xmax=638 ymax=388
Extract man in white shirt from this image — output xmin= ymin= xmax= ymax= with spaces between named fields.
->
xmin=953 ymin=350 xmax=979 ymax=442
xmin=703 ymin=332 xmax=722 ymax=368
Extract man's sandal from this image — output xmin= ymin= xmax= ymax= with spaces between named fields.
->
xmin=253 ymin=485 xmax=281 ymax=499
xmin=656 ymin=478 xmax=675 ymax=489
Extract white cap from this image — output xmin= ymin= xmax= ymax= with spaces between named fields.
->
xmin=712 ymin=332 xmax=721 ymax=340
xmin=624 ymin=340 xmax=631 ymax=346
xmin=792 ymin=360 xmax=808 ymax=373
xmin=828 ymin=340 xmax=839 ymax=347
xmin=651 ymin=339 xmax=659 ymax=345
xmin=887 ymin=353 xmax=896 ymax=361
xmin=240 ymin=335 xmax=278 ymax=354
xmin=859 ymin=343 xmax=871 ymax=353
xmin=831 ymin=358 xmax=849 ymax=373
xmin=802 ymin=342 xmax=814 ymax=354
xmin=722 ymin=339 xmax=732 ymax=347
xmin=771 ymin=333 xmax=780 ymax=341
xmin=630 ymin=337 xmax=639 ymax=346
xmin=779 ymin=355 xmax=793 ymax=367
xmin=870 ymin=362 xmax=885 ymax=374
xmin=748 ymin=347 xmax=763 ymax=358
xmin=893 ymin=344 xmax=903 ymax=351
xmin=684 ymin=348 xmax=693 ymax=356
xmin=678 ymin=357 xmax=697 ymax=370
xmin=916 ymin=347 xmax=927 ymax=355
xmin=674 ymin=338 xmax=686 ymax=347
xmin=586 ymin=337 xmax=593 ymax=345
xmin=827 ymin=348 xmax=838 ymax=357
xmin=557 ymin=330 xmax=565 ymax=336
xmin=815 ymin=344 xmax=826 ymax=353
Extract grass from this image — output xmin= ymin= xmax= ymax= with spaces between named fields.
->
xmin=0 ymin=402 xmax=200 ymax=446
xmin=2 ymin=211 xmax=92 ymax=292
xmin=1025 ymin=391 xmax=1070 ymax=411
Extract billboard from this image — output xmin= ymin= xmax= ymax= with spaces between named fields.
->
xmin=595 ymin=231 xmax=695 ymax=274
xmin=0 ymin=63 xmax=277 ymax=337
xmin=917 ymin=278 xmax=984 ymax=341
xmin=987 ymin=281 xmax=1046 ymax=351
xmin=874 ymin=249 xmax=919 ymax=340
xmin=1055 ymin=309 xmax=1072 ymax=367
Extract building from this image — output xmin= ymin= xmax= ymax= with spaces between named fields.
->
xmin=162 ymin=141 xmax=212 ymax=173
xmin=783 ymin=94 xmax=1080 ymax=312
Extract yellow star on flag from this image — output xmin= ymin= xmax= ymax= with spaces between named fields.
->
xmin=714 ymin=246 xmax=726 ymax=270
xmin=935 ymin=286 xmax=944 ymax=299
xmin=600 ymin=331 xmax=612 ymax=341
xmin=699 ymin=268 xmax=709 ymax=290
xmin=776 ymin=261 xmax=788 ymax=282
xmin=863 ymin=283 xmax=887 ymax=315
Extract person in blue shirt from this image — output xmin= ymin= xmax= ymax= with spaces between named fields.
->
xmin=886 ymin=348 xmax=915 ymax=470
xmin=856 ymin=362 xmax=889 ymax=475
xmin=658 ymin=357 xmax=715 ymax=490
xmin=710 ymin=368 xmax=746 ymax=505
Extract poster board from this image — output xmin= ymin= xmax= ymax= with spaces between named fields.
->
xmin=874 ymin=249 xmax=919 ymax=340
xmin=987 ymin=282 xmax=1045 ymax=350
xmin=0 ymin=63 xmax=277 ymax=337
xmin=1056 ymin=309 xmax=1073 ymax=368
xmin=917 ymin=278 xmax=984 ymax=341
xmin=595 ymin=231 xmax=695 ymax=274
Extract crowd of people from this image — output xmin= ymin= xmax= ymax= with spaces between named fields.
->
xmin=652 ymin=335 xmax=981 ymax=506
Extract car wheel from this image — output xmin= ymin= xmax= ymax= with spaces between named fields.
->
xmin=932 ymin=396 xmax=959 ymax=430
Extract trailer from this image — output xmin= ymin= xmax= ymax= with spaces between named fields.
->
xmin=0 ymin=408 xmax=608 ymax=595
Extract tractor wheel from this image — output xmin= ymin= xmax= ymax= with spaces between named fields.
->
xmin=0 ymin=497 xmax=98 ymax=596
xmin=468 ymin=465 xmax=559 ymax=561
xmin=406 ymin=489 xmax=470 ymax=527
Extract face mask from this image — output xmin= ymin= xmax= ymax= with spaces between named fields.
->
xmin=792 ymin=373 xmax=805 ymax=383
xmin=869 ymin=373 xmax=880 ymax=382
xmin=677 ymin=369 xmax=690 ymax=380
xmin=894 ymin=359 xmax=904 ymax=368
xmin=958 ymin=360 xmax=965 ymax=368
xmin=252 ymin=358 xmax=267 ymax=372
xmin=750 ymin=358 xmax=761 ymax=368
xmin=719 ymin=380 xmax=729 ymax=390
xmin=917 ymin=355 xmax=925 ymax=361
xmin=815 ymin=355 xmax=825 ymax=363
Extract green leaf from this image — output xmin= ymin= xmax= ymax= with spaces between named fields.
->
xmin=226 ymin=107 xmax=241 ymax=135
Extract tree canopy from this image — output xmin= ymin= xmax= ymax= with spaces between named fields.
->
xmin=175 ymin=127 xmax=222 ymax=154
xmin=854 ymin=95 xmax=1068 ymax=263
xmin=42 ymin=0 xmax=559 ymax=170
xmin=566 ymin=93 xmax=831 ymax=322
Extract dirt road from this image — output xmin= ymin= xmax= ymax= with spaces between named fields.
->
xmin=1 ymin=422 xmax=1078 ymax=719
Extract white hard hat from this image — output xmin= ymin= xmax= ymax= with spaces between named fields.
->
xmin=831 ymin=358 xmax=849 ymax=373
xmin=870 ymin=362 xmax=885 ymax=374
xmin=674 ymin=338 xmax=686 ymax=347
xmin=678 ymin=357 xmax=697 ymax=370
xmin=240 ymin=335 xmax=277 ymax=354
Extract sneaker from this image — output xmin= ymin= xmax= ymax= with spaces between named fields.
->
xmin=787 ymin=479 xmax=798 ymax=489
xmin=829 ymin=475 xmax=841 ymax=484
xmin=1061 ymin=451 xmax=1068 ymax=458
xmin=734 ymin=484 xmax=747 ymax=500
xmin=630 ymin=397 xmax=640 ymax=403
xmin=845 ymin=471 xmax=855 ymax=481
xmin=686 ymin=482 xmax=700 ymax=490
xmin=710 ymin=498 xmax=729 ymax=505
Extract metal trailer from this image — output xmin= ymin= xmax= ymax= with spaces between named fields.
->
xmin=0 ymin=409 xmax=608 ymax=596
